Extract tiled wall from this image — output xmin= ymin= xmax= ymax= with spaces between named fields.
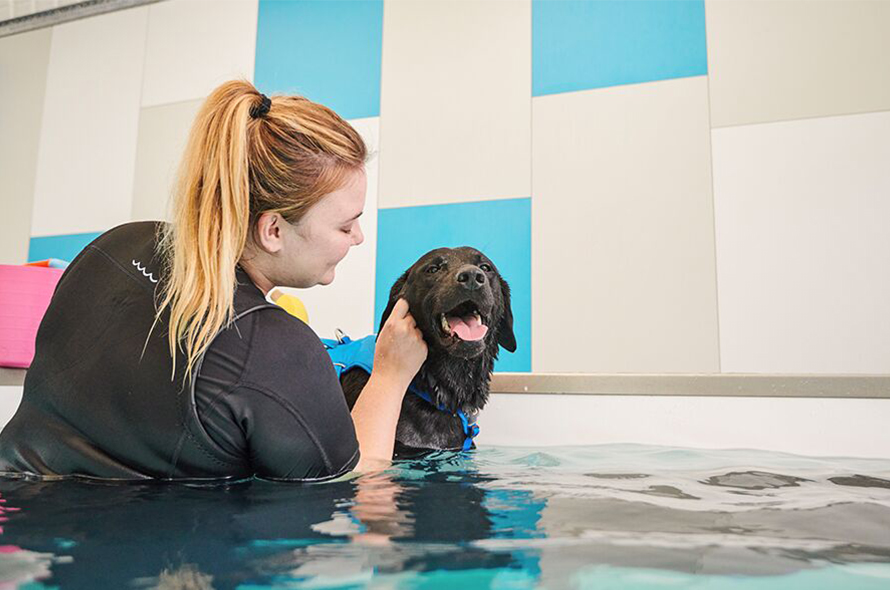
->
xmin=1 ymin=0 xmax=888 ymax=375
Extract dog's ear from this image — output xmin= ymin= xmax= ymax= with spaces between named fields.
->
xmin=496 ymin=275 xmax=517 ymax=353
xmin=378 ymin=270 xmax=409 ymax=333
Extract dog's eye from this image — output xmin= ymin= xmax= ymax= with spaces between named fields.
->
xmin=479 ymin=263 xmax=492 ymax=272
xmin=426 ymin=265 xmax=440 ymax=274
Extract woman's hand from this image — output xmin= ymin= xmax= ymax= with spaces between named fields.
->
xmin=351 ymin=299 xmax=428 ymax=471
xmin=373 ymin=298 xmax=427 ymax=387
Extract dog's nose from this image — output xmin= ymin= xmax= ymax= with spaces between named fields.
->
xmin=456 ymin=266 xmax=486 ymax=290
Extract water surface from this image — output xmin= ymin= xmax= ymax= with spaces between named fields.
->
xmin=1 ymin=444 xmax=889 ymax=589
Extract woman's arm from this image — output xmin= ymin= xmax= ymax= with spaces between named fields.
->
xmin=351 ymin=299 xmax=427 ymax=471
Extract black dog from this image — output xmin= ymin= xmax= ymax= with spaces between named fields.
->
xmin=340 ymin=247 xmax=516 ymax=457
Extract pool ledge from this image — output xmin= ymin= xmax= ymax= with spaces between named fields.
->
xmin=491 ymin=373 xmax=890 ymax=399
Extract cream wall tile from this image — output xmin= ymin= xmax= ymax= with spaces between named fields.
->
xmin=279 ymin=117 xmax=380 ymax=340
xmin=34 ymin=0 xmax=56 ymax=13
xmin=132 ymin=98 xmax=203 ymax=222
xmin=0 ymin=28 xmax=51 ymax=264
xmin=141 ymin=0 xmax=258 ymax=108
xmin=706 ymin=0 xmax=890 ymax=128
xmin=378 ymin=0 xmax=531 ymax=207
xmin=532 ymin=77 xmax=719 ymax=373
xmin=11 ymin=0 xmax=32 ymax=19
xmin=30 ymin=7 xmax=148 ymax=237
xmin=712 ymin=111 xmax=890 ymax=374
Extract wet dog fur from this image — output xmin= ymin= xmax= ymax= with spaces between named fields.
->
xmin=340 ymin=247 xmax=516 ymax=457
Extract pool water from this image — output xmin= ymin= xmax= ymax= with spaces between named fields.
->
xmin=0 ymin=444 xmax=889 ymax=589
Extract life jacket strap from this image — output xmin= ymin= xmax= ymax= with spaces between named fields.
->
xmin=324 ymin=333 xmax=479 ymax=451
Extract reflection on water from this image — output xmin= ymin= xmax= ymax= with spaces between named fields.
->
xmin=0 ymin=444 xmax=887 ymax=589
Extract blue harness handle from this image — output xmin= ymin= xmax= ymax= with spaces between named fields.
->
xmin=323 ymin=334 xmax=479 ymax=451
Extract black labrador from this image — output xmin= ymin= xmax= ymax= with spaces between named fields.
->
xmin=340 ymin=247 xmax=516 ymax=457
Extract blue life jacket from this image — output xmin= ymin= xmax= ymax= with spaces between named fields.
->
xmin=322 ymin=334 xmax=480 ymax=451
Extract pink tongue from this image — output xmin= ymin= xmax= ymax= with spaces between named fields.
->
xmin=447 ymin=314 xmax=488 ymax=341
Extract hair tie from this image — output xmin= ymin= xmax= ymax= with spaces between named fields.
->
xmin=250 ymin=94 xmax=272 ymax=119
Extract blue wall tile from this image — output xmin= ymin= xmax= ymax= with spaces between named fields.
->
xmin=28 ymin=232 xmax=102 ymax=264
xmin=376 ymin=198 xmax=531 ymax=372
xmin=254 ymin=0 xmax=383 ymax=120
xmin=533 ymin=0 xmax=708 ymax=96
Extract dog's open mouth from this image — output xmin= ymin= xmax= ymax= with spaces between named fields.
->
xmin=438 ymin=301 xmax=488 ymax=342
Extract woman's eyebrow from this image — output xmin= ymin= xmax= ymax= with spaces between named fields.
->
xmin=346 ymin=211 xmax=363 ymax=222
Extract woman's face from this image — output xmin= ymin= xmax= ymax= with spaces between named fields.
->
xmin=283 ymin=168 xmax=367 ymax=288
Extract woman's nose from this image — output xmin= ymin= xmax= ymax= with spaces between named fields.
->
xmin=352 ymin=221 xmax=364 ymax=246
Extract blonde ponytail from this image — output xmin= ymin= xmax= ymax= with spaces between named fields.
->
xmin=156 ymin=80 xmax=367 ymax=379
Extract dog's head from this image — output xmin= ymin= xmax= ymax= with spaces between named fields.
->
xmin=379 ymin=247 xmax=516 ymax=361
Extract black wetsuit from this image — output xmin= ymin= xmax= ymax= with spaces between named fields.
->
xmin=0 ymin=222 xmax=359 ymax=482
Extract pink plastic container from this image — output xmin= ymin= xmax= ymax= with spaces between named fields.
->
xmin=0 ymin=264 xmax=64 ymax=368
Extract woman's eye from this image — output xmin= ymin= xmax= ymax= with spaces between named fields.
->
xmin=426 ymin=265 xmax=440 ymax=274
xmin=479 ymin=263 xmax=491 ymax=272
xmin=341 ymin=226 xmax=352 ymax=235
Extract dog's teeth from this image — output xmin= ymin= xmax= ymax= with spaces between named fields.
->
xmin=440 ymin=314 xmax=451 ymax=333
xmin=474 ymin=311 xmax=483 ymax=325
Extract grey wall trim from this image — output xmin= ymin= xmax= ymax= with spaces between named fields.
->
xmin=5 ymin=369 xmax=889 ymax=398
xmin=0 ymin=0 xmax=162 ymax=38
xmin=0 ymin=369 xmax=25 ymax=387
xmin=491 ymin=373 xmax=890 ymax=399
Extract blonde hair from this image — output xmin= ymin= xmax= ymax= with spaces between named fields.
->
xmin=155 ymin=80 xmax=367 ymax=378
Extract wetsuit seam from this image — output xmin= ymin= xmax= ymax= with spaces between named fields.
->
xmin=194 ymin=381 xmax=250 ymax=462
xmin=236 ymin=382 xmax=339 ymax=476
xmin=50 ymin=222 xmax=143 ymax=294
xmin=238 ymin=312 xmax=259 ymax=383
xmin=169 ymin=305 xmax=278 ymax=477
xmin=170 ymin=373 xmax=245 ymax=474
xmin=192 ymin=312 xmax=258 ymax=459
xmin=87 ymin=245 xmax=157 ymax=294
xmin=173 ymin=423 xmax=238 ymax=472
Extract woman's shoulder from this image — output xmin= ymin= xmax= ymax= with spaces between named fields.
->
xmin=242 ymin=307 xmax=332 ymax=371
xmin=201 ymin=304 xmax=339 ymax=412
xmin=90 ymin=221 xmax=166 ymax=254
xmin=65 ymin=221 xmax=165 ymax=282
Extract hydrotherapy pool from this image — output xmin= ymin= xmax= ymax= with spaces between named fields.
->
xmin=0 ymin=444 xmax=888 ymax=589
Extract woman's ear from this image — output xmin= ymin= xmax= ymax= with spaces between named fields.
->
xmin=496 ymin=275 xmax=517 ymax=353
xmin=378 ymin=270 xmax=409 ymax=333
xmin=253 ymin=211 xmax=285 ymax=254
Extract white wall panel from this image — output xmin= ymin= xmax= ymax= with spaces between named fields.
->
xmin=30 ymin=6 xmax=148 ymax=237
xmin=712 ymin=111 xmax=890 ymax=374
xmin=532 ymin=77 xmax=720 ymax=373
xmin=378 ymin=0 xmax=531 ymax=207
xmin=141 ymin=0 xmax=258 ymax=107
xmin=278 ymin=117 xmax=380 ymax=341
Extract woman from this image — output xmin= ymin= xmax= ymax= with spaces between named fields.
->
xmin=0 ymin=81 xmax=427 ymax=481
